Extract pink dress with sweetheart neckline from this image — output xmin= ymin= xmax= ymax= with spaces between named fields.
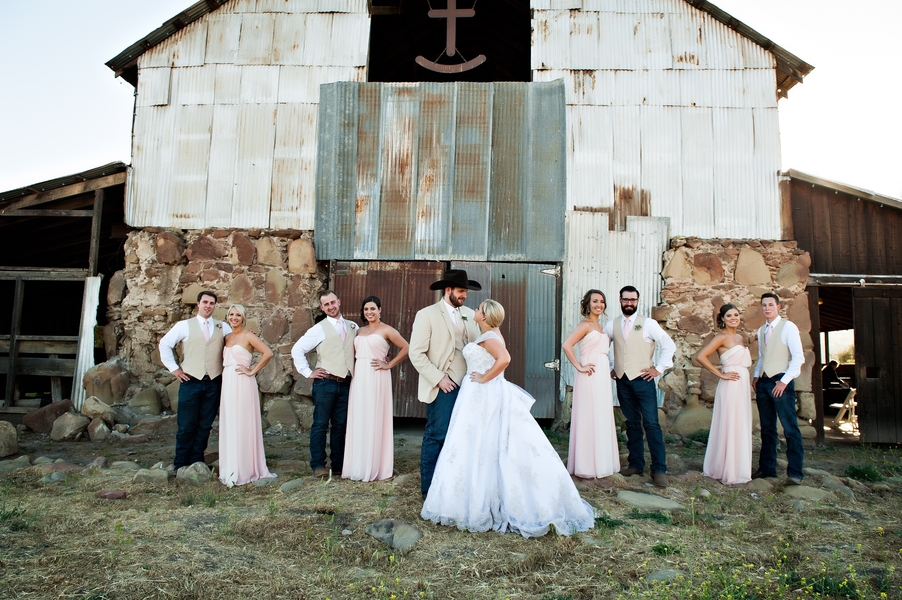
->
xmin=218 ymin=345 xmax=275 ymax=487
xmin=703 ymin=345 xmax=753 ymax=485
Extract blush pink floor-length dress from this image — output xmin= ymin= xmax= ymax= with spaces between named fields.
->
xmin=218 ymin=345 xmax=275 ymax=487
xmin=567 ymin=330 xmax=620 ymax=478
xmin=703 ymin=345 xmax=753 ymax=485
xmin=342 ymin=334 xmax=394 ymax=481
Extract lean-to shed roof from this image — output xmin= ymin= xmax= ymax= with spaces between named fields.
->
xmin=106 ymin=0 xmax=813 ymax=96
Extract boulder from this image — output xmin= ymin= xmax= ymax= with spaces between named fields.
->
xmin=256 ymin=236 xmax=282 ymax=266
xmin=155 ymin=231 xmax=185 ymax=264
xmin=133 ymin=468 xmax=171 ymax=486
xmin=693 ymin=252 xmax=724 ymax=284
xmin=663 ymin=247 xmax=691 ymax=279
xmin=230 ymin=233 xmax=255 ymax=266
xmin=261 ymin=312 xmax=288 ymax=344
xmin=287 ymin=239 xmax=316 ymax=274
xmin=82 ymin=360 xmax=130 ymax=405
xmin=0 ymin=420 xmax=18 ymax=457
xmin=734 ymin=248 xmax=771 ymax=286
xmin=107 ymin=270 xmax=127 ymax=305
xmin=365 ymin=519 xmax=423 ymax=553
xmin=0 ymin=455 xmax=31 ymax=474
xmin=129 ymin=416 xmax=179 ymax=438
xmin=669 ymin=405 xmax=712 ymax=438
xmin=112 ymin=406 xmax=142 ymax=427
xmin=258 ymin=361 xmax=292 ymax=394
xmin=129 ymin=388 xmax=162 ymax=416
xmin=80 ymin=396 xmax=116 ymax=426
xmin=186 ymin=235 xmax=227 ymax=261
xmin=230 ymin=274 xmax=255 ymax=304
xmin=87 ymin=418 xmax=111 ymax=442
xmin=616 ymin=490 xmax=685 ymax=511
xmin=22 ymin=400 xmax=72 ymax=433
xmin=266 ymin=399 xmax=299 ymax=429
xmin=783 ymin=485 xmax=835 ymax=503
xmin=166 ymin=380 xmax=180 ymax=412
xmin=265 ymin=269 xmax=286 ymax=303
xmin=176 ymin=462 xmax=213 ymax=486
xmin=50 ymin=413 xmax=90 ymax=441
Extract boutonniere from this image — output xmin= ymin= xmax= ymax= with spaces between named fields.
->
xmin=216 ymin=323 xmax=223 ymax=329
xmin=633 ymin=324 xmax=642 ymax=331
xmin=349 ymin=323 xmax=357 ymax=330
xmin=461 ymin=316 xmax=468 ymax=322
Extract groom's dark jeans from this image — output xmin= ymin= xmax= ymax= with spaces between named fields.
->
xmin=310 ymin=377 xmax=350 ymax=472
xmin=421 ymin=385 xmax=461 ymax=497
xmin=616 ymin=374 xmax=667 ymax=474
xmin=756 ymin=375 xmax=804 ymax=480
xmin=174 ymin=375 xmax=222 ymax=470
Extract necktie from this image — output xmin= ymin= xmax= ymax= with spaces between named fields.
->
xmin=764 ymin=323 xmax=772 ymax=345
xmin=203 ymin=320 xmax=211 ymax=342
xmin=622 ymin=317 xmax=631 ymax=341
xmin=338 ymin=319 xmax=346 ymax=341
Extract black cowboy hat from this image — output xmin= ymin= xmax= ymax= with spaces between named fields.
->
xmin=430 ymin=269 xmax=482 ymax=291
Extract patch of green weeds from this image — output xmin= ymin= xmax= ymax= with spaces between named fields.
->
xmin=595 ymin=513 xmax=627 ymax=530
xmin=687 ymin=429 xmax=710 ymax=445
xmin=651 ymin=542 xmax=680 ymax=556
xmin=200 ymin=489 xmax=218 ymax=508
xmin=845 ymin=464 xmax=883 ymax=482
xmin=628 ymin=509 xmax=673 ymax=525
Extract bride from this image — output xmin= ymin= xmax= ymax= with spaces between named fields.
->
xmin=421 ymin=299 xmax=596 ymax=538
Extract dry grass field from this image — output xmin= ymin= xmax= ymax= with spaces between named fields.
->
xmin=0 ymin=424 xmax=900 ymax=600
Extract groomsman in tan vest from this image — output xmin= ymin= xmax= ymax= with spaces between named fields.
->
xmin=752 ymin=292 xmax=806 ymax=484
xmin=292 ymin=290 xmax=357 ymax=478
xmin=409 ymin=269 xmax=482 ymax=498
xmin=159 ymin=290 xmax=232 ymax=470
xmin=603 ymin=285 xmax=676 ymax=487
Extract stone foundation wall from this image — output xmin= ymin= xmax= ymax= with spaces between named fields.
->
xmin=655 ymin=238 xmax=816 ymax=439
xmin=103 ymin=228 xmax=325 ymax=426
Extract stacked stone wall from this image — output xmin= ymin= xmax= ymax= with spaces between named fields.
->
xmin=104 ymin=228 xmax=325 ymax=426
xmin=655 ymin=237 xmax=816 ymax=440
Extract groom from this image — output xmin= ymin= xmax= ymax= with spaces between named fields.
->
xmin=604 ymin=285 xmax=675 ymax=487
xmin=409 ymin=269 xmax=482 ymax=498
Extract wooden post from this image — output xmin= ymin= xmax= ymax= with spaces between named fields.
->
xmin=88 ymin=189 xmax=104 ymax=276
xmin=808 ymin=285 xmax=825 ymax=446
xmin=3 ymin=278 xmax=25 ymax=407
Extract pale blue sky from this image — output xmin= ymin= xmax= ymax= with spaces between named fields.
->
xmin=1 ymin=0 xmax=900 ymax=198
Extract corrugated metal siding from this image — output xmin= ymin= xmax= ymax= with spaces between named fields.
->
xmin=128 ymin=4 xmax=369 ymax=229
xmin=531 ymin=2 xmax=784 ymax=239
xmin=561 ymin=213 xmax=670 ymax=398
xmin=453 ymin=261 xmax=560 ymax=418
xmin=315 ymin=81 xmax=567 ymax=262
xmin=72 ymin=276 xmax=102 ymax=411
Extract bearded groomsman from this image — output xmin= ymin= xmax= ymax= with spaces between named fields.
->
xmin=292 ymin=290 xmax=357 ymax=478
xmin=409 ymin=269 xmax=482 ymax=498
xmin=604 ymin=285 xmax=676 ymax=488
xmin=159 ymin=290 xmax=231 ymax=470
xmin=752 ymin=292 xmax=806 ymax=485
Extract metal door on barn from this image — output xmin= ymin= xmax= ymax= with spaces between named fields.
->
xmin=453 ymin=261 xmax=560 ymax=418
xmin=852 ymin=288 xmax=902 ymax=444
xmin=331 ymin=260 xmax=560 ymax=419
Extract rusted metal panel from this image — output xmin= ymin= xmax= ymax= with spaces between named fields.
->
xmin=205 ymin=104 xmax=240 ymax=227
xmin=712 ymin=107 xmax=755 ymax=238
xmin=204 ymin=13 xmax=241 ymax=64
xmin=488 ymin=84 xmax=527 ymax=259
xmin=567 ymin=105 xmax=613 ymax=210
xmin=170 ymin=104 xmax=214 ymax=227
xmin=171 ymin=66 xmax=216 ymax=106
xmin=239 ymin=66 xmax=281 ymax=103
xmin=140 ymin=21 xmax=209 ymax=69
xmin=680 ymin=106 xmax=715 ymax=237
xmin=213 ymin=64 xmax=242 ymax=103
xmin=453 ymin=261 xmax=560 ymax=418
xmin=256 ymin=0 xmax=366 ymax=12
xmin=752 ymin=108 xmax=783 ymax=235
xmin=378 ymin=84 xmax=420 ymax=259
xmin=331 ymin=261 xmax=445 ymax=418
xmin=237 ymin=13 xmax=276 ymax=65
xmin=136 ymin=67 xmax=172 ymax=107
xmin=353 ymin=84 xmax=383 ymax=259
xmin=668 ymin=11 xmax=708 ymax=70
xmin=278 ymin=66 xmax=366 ymax=103
xmin=271 ymin=103 xmax=318 ymax=228
xmin=72 ymin=276 xmax=102 ymax=411
xmin=640 ymin=106 xmax=683 ymax=231
xmin=232 ymin=104 xmax=276 ymax=227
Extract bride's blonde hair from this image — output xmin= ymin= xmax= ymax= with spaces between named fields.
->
xmin=480 ymin=299 xmax=505 ymax=328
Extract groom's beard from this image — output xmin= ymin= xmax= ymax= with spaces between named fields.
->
xmin=621 ymin=305 xmax=638 ymax=316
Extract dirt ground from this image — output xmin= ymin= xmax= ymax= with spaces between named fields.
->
xmin=1 ymin=421 xmax=900 ymax=599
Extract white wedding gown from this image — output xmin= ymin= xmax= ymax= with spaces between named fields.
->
xmin=421 ymin=332 xmax=596 ymax=538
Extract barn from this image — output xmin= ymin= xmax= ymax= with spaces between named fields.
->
xmin=11 ymin=0 xmax=861 ymax=441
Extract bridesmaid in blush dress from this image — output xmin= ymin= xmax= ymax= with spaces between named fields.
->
xmin=342 ymin=296 xmax=409 ymax=482
xmin=218 ymin=304 xmax=276 ymax=487
xmin=696 ymin=303 xmax=753 ymax=485
xmin=562 ymin=289 xmax=620 ymax=484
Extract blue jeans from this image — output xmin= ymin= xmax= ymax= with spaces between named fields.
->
xmin=421 ymin=386 xmax=460 ymax=497
xmin=616 ymin=375 xmax=667 ymax=474
xmin=310 ymin=378 xmax=350 ymax=471
xmin=175 ymin=375 xmax=222 ymax=470
xmin=756 ymin=375 xmax=804 ymax=480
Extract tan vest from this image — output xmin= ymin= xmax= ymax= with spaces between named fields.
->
xmin=446 ymin=313 xmax=467 ymax=385
xmin=612 ymin=315 xmax=655 ymax=380
xmin=314 ymin=320 xmax=356 ymax=378
xmin=181 ymin=318 xmax=224 ymax=379
xmin=760 ymin=319 xmax=790 ymax=378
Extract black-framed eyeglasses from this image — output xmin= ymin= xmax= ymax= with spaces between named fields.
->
xmin=620 ymin=298 xmax=639 ymax=304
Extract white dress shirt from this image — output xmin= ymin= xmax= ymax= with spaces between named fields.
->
xmin=291 ymin=315 xmax=349 ymax=378
xmin=753 ymin=316 xmax=805 ymax=384
xmin=158 ymin=315 xmax=232 ymax=373
xmin=443 ymin=299 xmax=460 ymax=324
xmin=602 ymin=314 xmax=676 ymax=373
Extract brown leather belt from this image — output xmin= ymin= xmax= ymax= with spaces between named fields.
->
xmin=324 ymin=374 xmax=350 ymax=382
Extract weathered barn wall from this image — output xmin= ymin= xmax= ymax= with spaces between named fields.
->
xmin=105 ymin=228 xmax=326 ymax=426
xmin=654 ymin=237 xmax=815 ymax=439
xmin=127 ymin=2 xmax=369 ymax=230
xmin=532 ymin=0 xmax=784 ymax=239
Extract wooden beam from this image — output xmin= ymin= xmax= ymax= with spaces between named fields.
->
xmin=0 ymin=268 xmax=88 ymax=281
xmin=0 ymin=340 xmax=79 ymax=354
xmin=1 ymin=172 xmax=126 ymax=212
xmin=88 ymin=189 xmax=104 ymax=276
xmin=3 ymin=279 xmax=24 ymax=407
xmin=809 ymin=285 xmax=825 ymax=446
xmin=0 ymin=357 xmax=77 ymax=377
xmin=0 ymin=209 xmax=94 ymax=217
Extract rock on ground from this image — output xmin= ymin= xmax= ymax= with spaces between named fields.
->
xmin=176 ymin=462 xmax=213 ymax=486
xmin=50 ymin=413 xmax=90 ymax=441
xmin=0 ymin=420 xmax=18 ymax=457
xmin=133 ymin=468 xmax=171 ymax=486
xmin=783 ymin=485 xmax=836 ymax=503
xmin=365 ymin=519 xmax=423 ymax=553
xmin=23 ymin=400 xmax=72 ymax=433
xmin=616 ymin=490 xmax=686 ymax=511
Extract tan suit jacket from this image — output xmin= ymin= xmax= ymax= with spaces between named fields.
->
xmin=408 ymin=300 xmax=481 ymax=403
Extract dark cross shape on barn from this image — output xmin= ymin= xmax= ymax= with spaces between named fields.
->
xmin=415 ymin=0 xmax=487 ymax=73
